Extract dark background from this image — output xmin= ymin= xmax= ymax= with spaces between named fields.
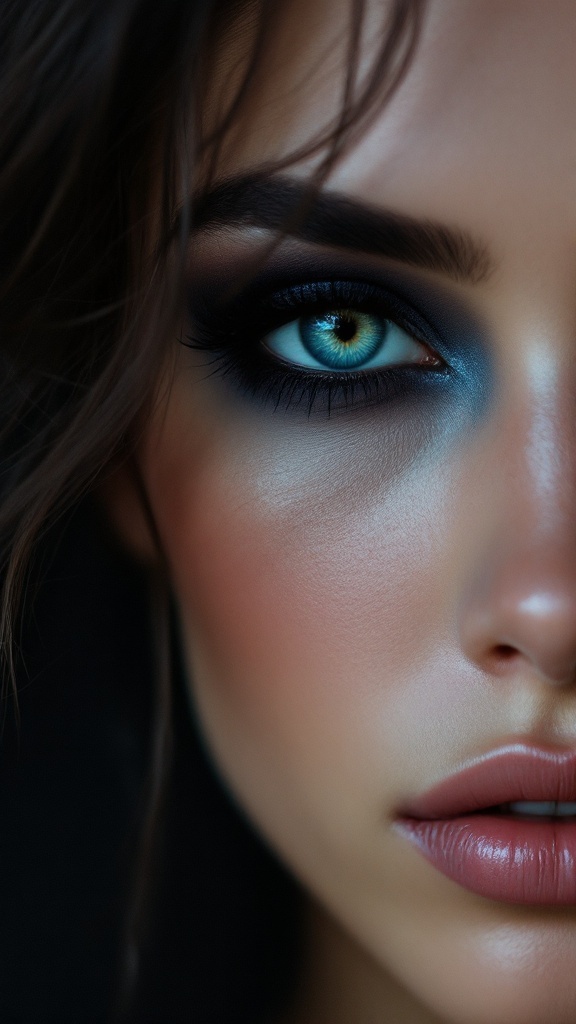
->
xmin=0 ymin=498 xmax=300 ymax=1024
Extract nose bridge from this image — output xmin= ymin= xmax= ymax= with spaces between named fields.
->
xmin=458 ymin=340 xmax=576 ymax=687
xmin=521 ymin=347 xmax=575 ymax=523
xmin=490 ymin=340 xmax=576 ymax=547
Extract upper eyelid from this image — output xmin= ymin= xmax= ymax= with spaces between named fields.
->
xmin=188 ymin=234 xmax=488 ymax=336
xmin=239 ymin=279 xmax=440 ymax=337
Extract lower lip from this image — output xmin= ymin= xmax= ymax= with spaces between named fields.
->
xmin=396 ymin=815 xmax=576 ymax=904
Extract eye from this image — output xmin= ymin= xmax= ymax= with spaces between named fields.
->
xmin=262 ymin=307 xmax=441 ymax=372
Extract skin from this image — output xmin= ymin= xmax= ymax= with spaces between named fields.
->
xmin=109 ymin=1 xmax=576 ymax=1020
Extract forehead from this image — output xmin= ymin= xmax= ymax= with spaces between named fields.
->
xmin=209 ymin=0 xmax=576 ymax=246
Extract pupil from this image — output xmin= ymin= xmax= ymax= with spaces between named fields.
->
xmin=333 ymin=314 xmax=357 ymax=344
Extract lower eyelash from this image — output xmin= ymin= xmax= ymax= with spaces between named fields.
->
xmin=184 ymin=341 xmax=447 ymax=417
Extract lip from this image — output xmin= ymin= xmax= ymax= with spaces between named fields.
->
xmin=394 ymin=743 xmax=576 ymax=905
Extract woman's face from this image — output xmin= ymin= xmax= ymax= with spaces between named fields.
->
xmin=136 ymin=1 xmax=576 ymax=1020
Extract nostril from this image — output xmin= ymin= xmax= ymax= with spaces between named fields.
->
xmin=493 ymin=644 xmax=517 ymax=661
xmin=489 ymin=644 xmax=521 ymax=675
xmin=460 ymin=554 xmax=576 ymax=686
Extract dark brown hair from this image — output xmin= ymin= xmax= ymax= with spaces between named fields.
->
xmin=0 ymin=0 xmax=423 ymax=1014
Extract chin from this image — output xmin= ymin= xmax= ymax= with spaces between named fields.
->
xmin=406 ymin=920 xmax=576 ymax=1024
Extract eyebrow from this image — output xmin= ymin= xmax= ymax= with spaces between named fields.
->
xmin=187 ymin=174 xmax=494 ymax=286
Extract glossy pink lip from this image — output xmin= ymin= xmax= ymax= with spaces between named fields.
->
xmin=394 ymin=743 xmax=576 ymax=905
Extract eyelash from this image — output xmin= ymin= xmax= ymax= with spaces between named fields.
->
xmin=184 ymin=278 xmax=449 ymax=417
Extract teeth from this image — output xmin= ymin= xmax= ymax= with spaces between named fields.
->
xmin=556 ymin=802 xmax=576 ymax=815
xmin=507 ymin=801 xmax=576 ymax=817
xmin=509 ymin=801 xmax=557 ymax=815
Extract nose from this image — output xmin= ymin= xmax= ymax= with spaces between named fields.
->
xmin=458 ymin=362 xmax=576 ymax=689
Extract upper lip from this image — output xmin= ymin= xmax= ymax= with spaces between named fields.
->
xmin=399 ymin=743 xmax=576 ymax=819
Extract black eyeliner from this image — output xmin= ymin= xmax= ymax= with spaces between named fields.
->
xmin=184 ymin=275 xmax=452 ymax=416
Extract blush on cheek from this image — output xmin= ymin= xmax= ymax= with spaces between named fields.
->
xmin=141 ymin=361 xmax=470 ymax=817
xmin=160 ymin=467 xmax=350 ymax=733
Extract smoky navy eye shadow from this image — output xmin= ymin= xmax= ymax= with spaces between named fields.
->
xmin=184 ymin=246 xmax=494 ymax=421
xmin=374 ymin=267 xmax=494 ymax=421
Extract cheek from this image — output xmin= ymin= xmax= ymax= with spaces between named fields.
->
xmin=140 ymin=370 xmax=516 ymax=1010
xmin=141 ymin=376 xmax=469 ymax=814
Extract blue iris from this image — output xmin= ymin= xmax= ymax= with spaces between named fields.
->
xmin=299 ymin=309 xmax=388 ymax=369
